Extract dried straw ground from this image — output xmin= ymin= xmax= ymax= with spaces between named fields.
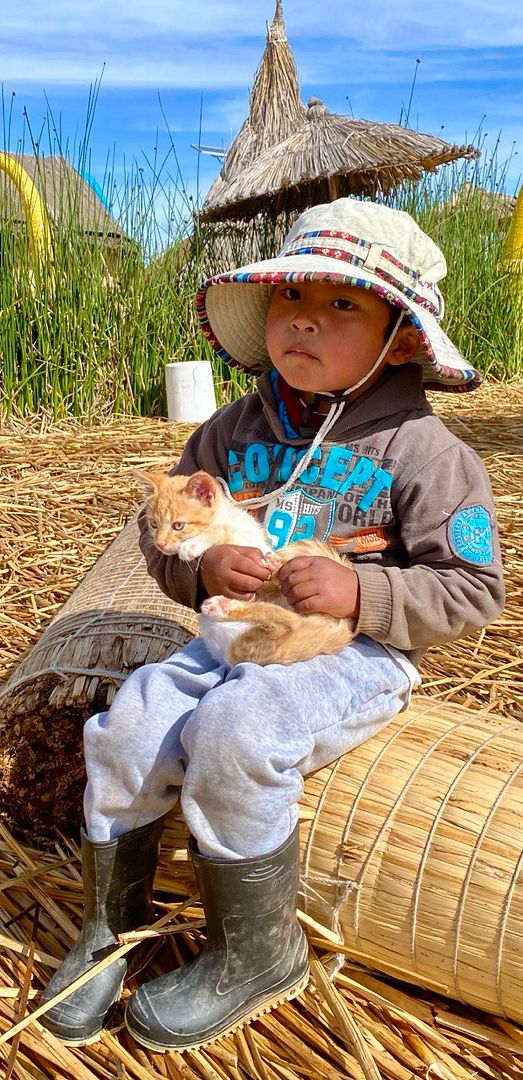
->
xmin=1 ymin=382 xmax=523 ymax=1080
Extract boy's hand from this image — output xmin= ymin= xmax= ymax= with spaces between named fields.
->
xmin=199 ymin=545 xmax=272 ymax=601
xmin=277 ymin=555 xmax=360 ymax=620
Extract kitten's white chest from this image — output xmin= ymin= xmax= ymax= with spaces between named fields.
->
xmin=217 ymin=501 xmax=272 ymax=551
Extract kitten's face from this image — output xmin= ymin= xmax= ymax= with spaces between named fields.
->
xmin=135 ymin=471 xmax=219 ymax=555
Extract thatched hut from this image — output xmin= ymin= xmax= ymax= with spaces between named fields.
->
xmin=0 ymin=154 xmax=130 ymax=270
xmin=445 ymin=180 xmax=517 ymax=221
xmin=200 ymin=1 xmax=480 ymax=223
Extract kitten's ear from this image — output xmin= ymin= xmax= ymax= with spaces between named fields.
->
xmin=185 ymin=471 xmax=217 ymax=507
xmin=133 ymin=469 xmax=163 ymax=496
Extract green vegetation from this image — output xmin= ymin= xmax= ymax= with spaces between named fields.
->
xmin=0 ymin=135 xmax=521 ymax=422
xmin=396 ymin=155 xmax=522 ymax=382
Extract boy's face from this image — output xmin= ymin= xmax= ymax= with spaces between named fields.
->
xmin=266 ymin=279 xmax=405 ymax=395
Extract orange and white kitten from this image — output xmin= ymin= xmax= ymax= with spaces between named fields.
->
xmin=136 ymin=469 xmax=354 ymax=666
xmin=135 ymin=469 xmax=272 ymax=560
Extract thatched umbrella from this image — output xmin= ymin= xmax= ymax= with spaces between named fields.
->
xmin=200 ymin=2 xmax=479 ymax=223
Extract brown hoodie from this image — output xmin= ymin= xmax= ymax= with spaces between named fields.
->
xmin=138 ymin=364 xmax=504 ymax=667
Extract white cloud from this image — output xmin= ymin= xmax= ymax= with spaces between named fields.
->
xmin=4 ymin=0 xmax=523 ymax=47
xmin=299 ymin=0 xmax=523 ymax=49
xmin=1 ymin=0 xmax=521 ymax=193
xmin=2 ymin=1 xmax=523 ymax=88
xmin=0 ymin=39 xmax=256 ymax=90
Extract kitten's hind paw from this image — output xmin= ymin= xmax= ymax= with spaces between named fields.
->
xmin=201 ymin=595 xmax=234 ymax=619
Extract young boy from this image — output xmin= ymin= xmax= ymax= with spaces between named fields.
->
xmin=41 ymin=198 xmax=504 ymax=1052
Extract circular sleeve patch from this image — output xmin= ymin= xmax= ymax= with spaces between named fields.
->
xmin=448 ymin=505 xmax=493 ymax=565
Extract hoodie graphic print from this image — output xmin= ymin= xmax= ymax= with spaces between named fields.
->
xmin=228 ymin=436 xmax=397 ymax=553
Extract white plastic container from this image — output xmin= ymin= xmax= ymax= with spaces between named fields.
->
xmin=165 ymin=360 xmax=217 ymax=423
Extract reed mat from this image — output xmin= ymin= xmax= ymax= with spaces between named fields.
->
xmin=1 ymin=382 xmax=523 ymax=1078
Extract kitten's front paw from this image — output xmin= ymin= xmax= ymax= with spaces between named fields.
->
xmin=178 ymin=536 xmax=208 ymax=561
xmin=260 ymin=552 xmax=281 ymax=574
xmin=201 ymin=595 xmax=234 ymax=619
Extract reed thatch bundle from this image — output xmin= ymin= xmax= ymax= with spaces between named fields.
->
xmin=200 ymin=1 xmax=479 ymax=223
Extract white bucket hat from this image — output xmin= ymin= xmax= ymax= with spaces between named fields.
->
xmin=196 ymin=197 xmax=482 ymax=393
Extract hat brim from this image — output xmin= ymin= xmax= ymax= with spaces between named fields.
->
xmin=196 ymin=254 xmax=482 ymax=392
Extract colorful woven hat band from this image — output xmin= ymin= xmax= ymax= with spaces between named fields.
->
xmin=278 ymin=229 xmax=444 ymax=319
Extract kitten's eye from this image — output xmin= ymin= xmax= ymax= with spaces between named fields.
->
xmin=150 ymin=519 xmax=158 ymax=529
xmin=172 ymin=521 xmax=185 ymax=532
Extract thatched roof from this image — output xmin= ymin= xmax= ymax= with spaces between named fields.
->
xmin=200 ymin=2 xmax=480 ymax=223
xmin=0 ymin=154 xmax=128 ymax=246
xmin=216 ymin=0 xmax=305 ymax=186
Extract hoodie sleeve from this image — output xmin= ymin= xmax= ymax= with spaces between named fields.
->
xmin=137 ymin=412 xmax=230 ymax=610
xmin=353 ymin=442 xmax=505 ymax=651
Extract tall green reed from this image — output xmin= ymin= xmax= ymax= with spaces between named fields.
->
xmin=0 ymin=102 xmax=520 ymax=423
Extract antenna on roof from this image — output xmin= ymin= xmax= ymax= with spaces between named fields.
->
xmin=191 ymin=144 xmax=226 ymax=161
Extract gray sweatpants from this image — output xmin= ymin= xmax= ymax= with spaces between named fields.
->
xmin=83 ymin=635 xmax=413 ymax=860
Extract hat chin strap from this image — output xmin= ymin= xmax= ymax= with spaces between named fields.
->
xmin=220 ymin=311 xmax=405 ymax=513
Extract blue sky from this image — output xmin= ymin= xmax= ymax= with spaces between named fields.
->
xmin=1 ymin=0 xmax=522 ymax=247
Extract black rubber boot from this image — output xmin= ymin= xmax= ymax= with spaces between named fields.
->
xmin=39 ymin=817 xmax=164 ymax=1046
xmin=125 ymin=824 xmax=309 ymax=1052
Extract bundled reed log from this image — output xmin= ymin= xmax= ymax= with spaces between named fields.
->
xmin=158 ymin=693 xmax=523 ymax=1026
xmin=0 ymin=515 xmax=198 ymax=836
xmin=299 ymin=697 xmax=523 ymax=1023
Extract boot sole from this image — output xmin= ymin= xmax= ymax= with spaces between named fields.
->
xmin=125 ymin=966 xmax=310 ymax=1053
xmin=49 ymin=1028 xmax=107 ymax=1048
